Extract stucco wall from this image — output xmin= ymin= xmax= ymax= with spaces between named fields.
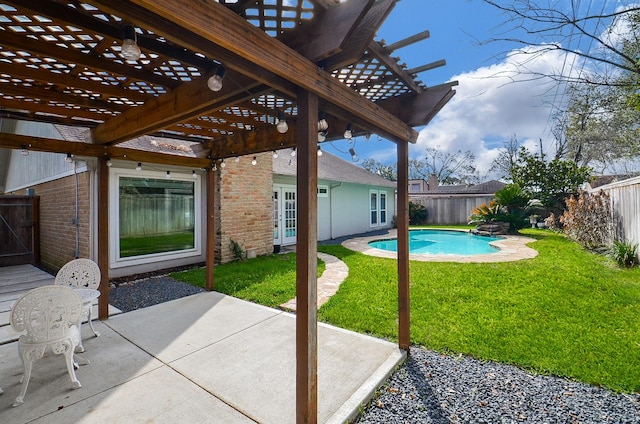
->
xmin=217 ymin=152 xmax=274 ymax=263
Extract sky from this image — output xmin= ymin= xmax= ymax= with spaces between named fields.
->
xmin=323 ymin=0 xmax=630 ymax=180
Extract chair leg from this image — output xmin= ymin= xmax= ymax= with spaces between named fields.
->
xmin=13 ymin=344 xmax=44 ymax=407
xmin=63 ymin=347 xmax=82 ymax=390
xmin=86 ymin=305 xmax=100 ymax=337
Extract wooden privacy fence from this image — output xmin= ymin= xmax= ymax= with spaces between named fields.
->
xmin=119 ymin=194 xmax=195 ymax=237
xmin=589 ymin=176 xmax=640 ymax=248
xmin=0 ymin=195 xmax=40 ymax=266
xmin=410 ymin=194 xmax=495 ymax=225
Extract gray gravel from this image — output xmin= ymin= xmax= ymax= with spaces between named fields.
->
xmin=109 ymin=275 xmax=204 ymax=312
xmin=357 ymin=347 xmax=640 ymax=424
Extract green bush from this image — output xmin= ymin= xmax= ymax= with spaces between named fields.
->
xmin=609 ymin=241 xmax=639 ymax=268
xmin=409 ymin=202 xmax=428 ymax=225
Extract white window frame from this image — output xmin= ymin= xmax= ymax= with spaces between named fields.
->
xmin=109 ymin=167 xmax=202 ymax=269
xmin=369 ymin=189 xmax=388 ymax=227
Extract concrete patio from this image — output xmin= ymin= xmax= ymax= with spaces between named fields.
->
xmin=0 ymin=289 xmax=405 ymax=423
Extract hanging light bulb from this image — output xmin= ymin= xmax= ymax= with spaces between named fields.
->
xmin=192 ymin=170 xmax=198 ymax=179
xmin=349 ymin=147 xmax=359 ymax=162
xmin=166 ymin=170 xmax=171 ymax=179
xmin=317 ymin=129 xmax=328 ymax=142
xmin=121 ymin=25 xmax=141 ymax=61
xmin=272 ymin=150 xmax=279 ymax=159
xmin=276 ymin=111 xmax=288 ymax=134
xmin=65 ymin=153 xmax=73 ymax=163
xmin=136 ymin=162 xmax=142 ymax=171
xmin=207 ymin=65 xmax=227 ymax=92
xmin=251 ymin=156 xmax=257 ymax=166
xmin=220 ymin=159 xmax=226 ymax=168
xmin=235 ymin=156 xmax=240 ymax=162
xmin=212 ymin=162 xmax=217 ymax=171
xmin=317 ymin=112 xmax=328 ymax=131
xmin=291 ymin=148 xmax=296 ymax=157
xmin=21 ymin=144 xmax=29 ymax=156
xmin=106 ymin=157 xmax=113 ymax=167
xmin=317 ymin=145 xmax=323 ymax=156
xmin=344 ymin=123 xmax=353 ymax=140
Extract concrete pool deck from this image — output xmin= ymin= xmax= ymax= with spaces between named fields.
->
xmin=342 ymin=229 xmax=538 ymax=263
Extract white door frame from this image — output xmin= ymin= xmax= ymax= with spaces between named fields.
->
xmin=273 ymin=185 xmax=297 ymax=246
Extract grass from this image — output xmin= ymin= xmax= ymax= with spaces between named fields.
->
xmin=120 ymin=231 xmax=195 ymax=257
xmin=171 ymin=229 xmax=640 ymax=393
xmin=171 ymin=253 xmax=325 ymax=308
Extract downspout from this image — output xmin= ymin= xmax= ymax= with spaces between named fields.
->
xmin=329 ymin=182 xmax=341 ymax=239
xmin=73 ymin=160 xmax=79 ymax=258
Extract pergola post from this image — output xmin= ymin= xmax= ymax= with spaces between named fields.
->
xmin=296 ymin=88 xmax=319 ymax=424
xmin=397 ymin=140 xmax=410 ymax=350
xmin=205 ymin=167 xmax=216 ymax=291
xmin=97 ymin=156 xmax=110 ymax=320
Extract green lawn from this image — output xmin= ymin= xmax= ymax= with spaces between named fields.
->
xmin=172 ymin=229 xmax=640 ymax=393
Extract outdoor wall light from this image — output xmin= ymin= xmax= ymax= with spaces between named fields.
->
xmin=65 ymin=153 xmax=73 ymax=163
xmin=121 ymin=25 xmax=141 ymax=61
xmin=349 ymin=147 xmax=359 ymax=162
xmin=272 ymin=150 xmax=279 ymax=159
xmin=136 ymin=162 xmax=142 ymax=171
xmin=276 ymin=111 xmax=288 ymax=134
xmin=344 ymin=123 xmax=353 ymax=140
xmin=251 ymin=156 xmax=257 ymax=166
xmin=207 ymin=65 xmax=227 ymax=92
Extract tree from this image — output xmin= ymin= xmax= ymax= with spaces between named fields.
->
xmin=490 ymin=134 xmax=522 ymax=180
xmin=482 ymin=1 xmax=640 ymax=88
xmin=424 ymin=147 xmax=478 ymax=185
xmin=510 ymin=148 xmax=592 ymax=213
xmin=360 ymin=158 xmax=397 ymax=181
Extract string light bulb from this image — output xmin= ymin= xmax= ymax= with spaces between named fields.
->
xmin=251 ymin=156 xmax=257 ymax=166
xmin=276 ymin=111 xmax=288 ymax=133
xmin=136 ymin=162 xmax=142 ymax=171
xmin=220 ymin=159 xmax=226 ymax=168
xmin=317 ymin=145 xmax=323 ymax=156
xmin=317 ymin=112 xmax=328 ymax=131
xmin=212 ymin=162 xmax=217 ymax=171
xmin=272 ymin=151 xmax=279 ymax=159
xmin=106 ymin=157 xmax=113 ymax=167
xmin=121 ymin=25 xmax=141 ymax=61
xmin=21 ymin=144 xmax=29 ymax=156
xmin=291 ymin=148 xmax=296 ymax=157
xmin=207 ymin=65 xmax=227 ymax=92
xmin=165 ymin=170 xmax=171 ymax=179
xmin=235 ymin=156 xmax=240 ymax=162
xmin=65 ymin=153 xmax=73 ymax=163
xmin=349 ymin=147 xmax=359 ymax=162
xmin=192 ymin=170 xmax=198 ymax=179
xmin=344 ymin=123 xmax=353 ymax=140
xmin=317 ymin=129 xmax=328 ymax=142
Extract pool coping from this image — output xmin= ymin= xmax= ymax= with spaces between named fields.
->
xmin=341 ymin=229 xmax=539 ymax=263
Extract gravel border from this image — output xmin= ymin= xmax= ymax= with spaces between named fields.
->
xmin=109 ymin=275 xmax=204 ymax=313
xmin=357 ymin=347 xmax=640 ymax=423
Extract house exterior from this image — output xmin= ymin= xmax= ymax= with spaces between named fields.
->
xmin=1 ymin=121 xmax=395 ymax=277
xmin=409 ymin=174 xmax=505 ymax=225
xmin=273 ymin=149 xmax=396 ymax=246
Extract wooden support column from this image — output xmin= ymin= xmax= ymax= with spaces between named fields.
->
xmin=397 ymin=141 xmax=410 ymax=350
xmin=97 ymin=156 xmax=110 ymax=320
xmin=296 ymin=89 xmax=318 ymax=424
xmin=205 ymin=168 xmax=216 ymax=291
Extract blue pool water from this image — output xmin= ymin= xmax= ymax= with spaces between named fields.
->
xmin=369 ymin=229 xmax=502 ymax=255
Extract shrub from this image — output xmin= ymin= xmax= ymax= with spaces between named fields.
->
xmin=467 ymin=200 xmax=507 ymax=225
xmin=560 ymin=190 xmax=613 ymax=250
xmin=409 ymin=202 xmax=428 ymax=225
xmin=609 ymin=241 xmax=639 ymax=268
xmin=229 ymin=238 xmax=245 ymax=261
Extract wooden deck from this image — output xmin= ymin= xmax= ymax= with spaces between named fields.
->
xmin=0 ymin=265 xmax=54 ymax=344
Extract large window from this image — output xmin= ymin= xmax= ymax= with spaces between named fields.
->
xmin=370 ymin=189 xmax=388 ymax=227
xmin=111 ymin=169 xmax=201 ymax=267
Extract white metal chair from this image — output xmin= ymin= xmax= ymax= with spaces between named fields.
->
xmin=55 ymin=258 xmax=102 ymax=343
xmin=10 ymin=285 xmax=84 ymax=407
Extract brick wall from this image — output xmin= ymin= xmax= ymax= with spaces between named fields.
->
xmin=29 ymin=171 xmax=91 ymax=272
xmin=216 ymin=153 xmax=274 ymax=263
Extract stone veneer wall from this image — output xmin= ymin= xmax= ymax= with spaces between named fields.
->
xmin=28 ymin=172 xmax=91 ymax=271
xmin=216 ymin=152 xmax=274 ymax=263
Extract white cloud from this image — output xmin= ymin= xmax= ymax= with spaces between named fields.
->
xmin=412 ymin=46 xmax=582 ymax=179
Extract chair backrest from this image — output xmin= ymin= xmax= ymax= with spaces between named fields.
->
xmin=54 ymin=258 xmax=101 ymax=289
xmin=11 ymin=286 xmax=83 ymax=344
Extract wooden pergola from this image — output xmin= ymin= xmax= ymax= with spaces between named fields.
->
xmin=0 ymin=1 xmax=455 ymax=422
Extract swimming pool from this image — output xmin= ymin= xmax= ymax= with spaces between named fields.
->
xmin=368 ymin=229 xmax=502 ymax=255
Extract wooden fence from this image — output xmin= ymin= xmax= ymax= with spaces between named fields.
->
xmin=0 ymin=195 xmax=40 ymax=266
xmin=409 ymin=194 xmax=495 ymax=225
xmin=119 ymin=194 xmax=195 ymax=237
xmin=589 ymin=176 xmax=640 ymax=248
